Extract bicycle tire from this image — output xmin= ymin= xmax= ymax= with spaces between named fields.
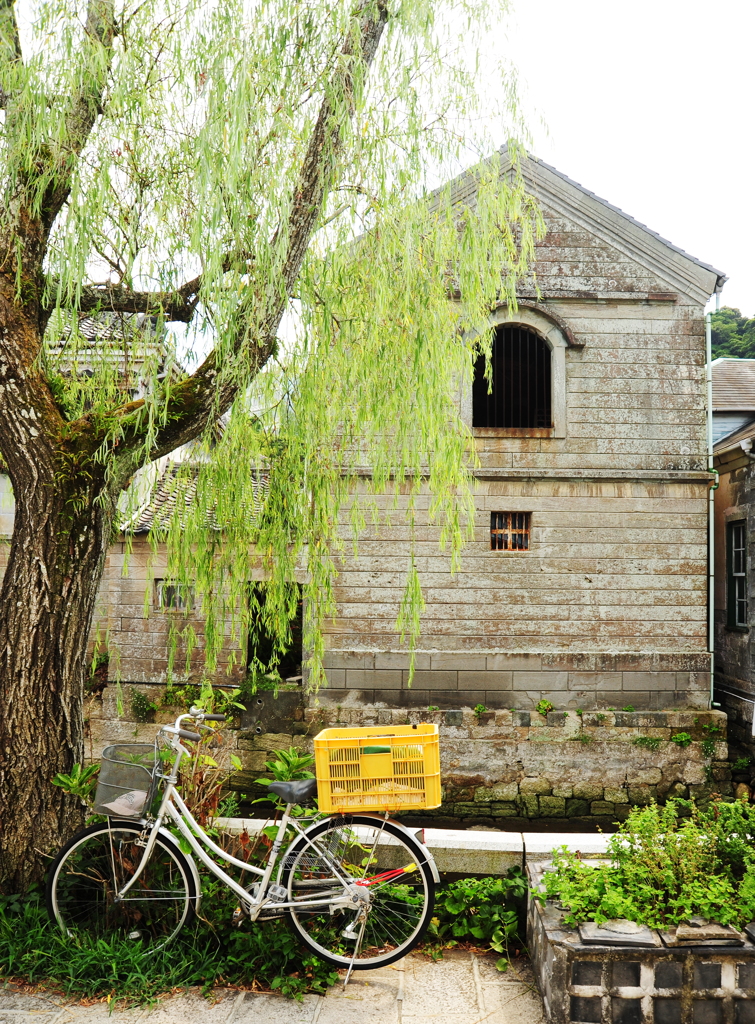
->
xmin=46 ymin=819 xmax=197 ymax=949
xmin=280 ymin=814 xmax=435 ymax=969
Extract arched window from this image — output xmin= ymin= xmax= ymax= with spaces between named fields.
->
xmin=472 ymin=326 xmax=552 ymax=429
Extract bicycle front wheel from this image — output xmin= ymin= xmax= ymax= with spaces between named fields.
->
xmin=46 ymin=820 xmax=196 ymax=949
xmin=281 ymin=814 xmax=435 ymax=969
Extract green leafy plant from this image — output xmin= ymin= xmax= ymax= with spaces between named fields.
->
xmin=542 ymin=799 xmax=755 ymax=929
xmin=427 ymin=705 xmax=440 ymax=713
xmin=732 ymin=756 xmax=752 ymax=772
xmin=428 ymin=869 xmax=527 ymax=970
xmin=535 ymin=699 xmax=554 ymax=716
xmin=256 ymin=748 xmax=316 ymax=787
xmin=596 ymin=713 xmax=607 ymax=723
xmin=622 ymin=705 xmax=635 ymax=713
xmin=473 ymin=703 xmax=488 ymax=720
xmin=160 ymin=684 xmax=202 ymax=710
xmin=51 ymin=763 xmax=100 ymax=806
xmin=634 ymin=737 xmax=662 ymax=752
xmin=701 ymin=739 xmax=717 ymax=758
xmin=576 ymin=709 xmax=583 ymax=717
xmin=130 ymin=688 xmax=158 ymax=723
xmin=671 ymin=732 xmax=693 ymax=749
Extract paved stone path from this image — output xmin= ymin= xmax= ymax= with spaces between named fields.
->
xmin=0 ymin=951 xmax=545 ymax=1024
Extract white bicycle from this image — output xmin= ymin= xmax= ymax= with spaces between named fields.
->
xmin=46 ymin=708 xmax=439 ymax=974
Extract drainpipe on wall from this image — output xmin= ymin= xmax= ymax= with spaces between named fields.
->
xmin=706 ymin=312 xmax=719 ymax=709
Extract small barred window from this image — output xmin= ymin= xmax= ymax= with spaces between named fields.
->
xmin=490 ymin=512 xmax=530 ymax=551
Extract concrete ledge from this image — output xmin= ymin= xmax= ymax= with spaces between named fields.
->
xmin=215 ymin=818 xmax=611 ymax=874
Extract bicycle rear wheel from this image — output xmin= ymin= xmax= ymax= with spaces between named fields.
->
xmin=280 ymin=814 xmax=435 ymax=969
xmin=46 ymin=820 xmax=196 ymax=949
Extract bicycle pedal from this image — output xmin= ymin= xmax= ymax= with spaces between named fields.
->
xmin=232 ymin=906 xmax=246 ymax=925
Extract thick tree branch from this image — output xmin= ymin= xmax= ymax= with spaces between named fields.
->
xmin=113 ymin=0 xmax=389 ymax=466
xmin=45 ymin=277 xmax=203 ymax=323
xmin=39 ymin=0 xmax=117 ymax=233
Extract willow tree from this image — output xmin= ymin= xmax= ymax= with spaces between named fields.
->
xmin=0 ymin=0 xmax=541 ymax=889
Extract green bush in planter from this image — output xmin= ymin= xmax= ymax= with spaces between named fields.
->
xmin=542 ymin=799 xmax=755 ymax=929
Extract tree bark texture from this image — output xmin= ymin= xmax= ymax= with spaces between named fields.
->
xmin=0 ymin=306 xmax=122 ymax=889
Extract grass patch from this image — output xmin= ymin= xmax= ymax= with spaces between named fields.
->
xmin=0 ymin=884 xmax=338 ymax=1004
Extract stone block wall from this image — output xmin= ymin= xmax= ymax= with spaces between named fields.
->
xmin=88 ymin=685 xmax=730 ymax=826
xmin=319 ymin=651 xmax=711 ymax=713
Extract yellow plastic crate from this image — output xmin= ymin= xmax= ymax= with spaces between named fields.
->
xmin=313 ymin=724 xmax=441 ymax=813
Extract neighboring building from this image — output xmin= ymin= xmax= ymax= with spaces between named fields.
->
xmin=712 ymin=368 xmax=755 ymax=752
xmin=711 ymin=358 xmax=755 ymax=444
xmin=318 ymin=151 xmax=726 ymax=712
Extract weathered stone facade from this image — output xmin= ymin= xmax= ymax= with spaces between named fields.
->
xmin=320 ymin=154 xmax=725 ymax=712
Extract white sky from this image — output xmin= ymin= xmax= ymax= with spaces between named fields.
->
xmin=502 ymin=0 xmax=754 ymax=314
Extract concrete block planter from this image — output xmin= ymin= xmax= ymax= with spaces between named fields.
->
xmin=527 ymin=864 xmax=755 ymax=1024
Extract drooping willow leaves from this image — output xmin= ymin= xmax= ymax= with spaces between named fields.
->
xmin=2 ymin=0 xmax=543 ymax=691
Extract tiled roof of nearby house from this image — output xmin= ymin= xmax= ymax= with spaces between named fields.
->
xmin=711 ymin=358 xmax=755 ymax=411
xmin=121 ymin=462 xmax=268 ymax=534
xmin=713 ymin=416 xmax=755 ymax=455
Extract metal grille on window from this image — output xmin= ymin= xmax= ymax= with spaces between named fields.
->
xmin=473 ymin=326 xmax=552 ymax=428
xmin=730 ymin=521 xmax=747 ymax=627
xmin=490 ymin=512 xmax=530 ymax=551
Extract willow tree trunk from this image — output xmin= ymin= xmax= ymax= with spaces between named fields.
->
xmin=0 ymin=471 xmax=117 ymax=889
xmin=0 ymin=314 xmax=119 ymax=889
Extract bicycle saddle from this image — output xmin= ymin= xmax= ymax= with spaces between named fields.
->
xmin=267 ymin=777 xmax=318 ymax=806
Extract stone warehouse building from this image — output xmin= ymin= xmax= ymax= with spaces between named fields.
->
xmin=319 ymin=152 xmax=726 ymax=713
xmin=0 ymin=153 xmax=726 ymax=716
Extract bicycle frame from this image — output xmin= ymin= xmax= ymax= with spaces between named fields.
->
xmin=113 ymin=713 xmax=388 ymax=918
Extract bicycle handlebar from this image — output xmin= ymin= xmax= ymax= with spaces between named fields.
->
xmin=200 ymin=714 xmax=227 ymax=722
xmin=177 ymin=728 xmax=202 ymax=741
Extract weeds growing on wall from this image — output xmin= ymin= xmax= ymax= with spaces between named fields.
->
xmin=542 ymin=799 xmax=755 ymax=929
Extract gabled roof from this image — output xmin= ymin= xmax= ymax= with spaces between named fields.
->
xmin=711 ymin=358 xmax=755 ymax=411
xmin=432 ymin=147 xmax=726 ymax=306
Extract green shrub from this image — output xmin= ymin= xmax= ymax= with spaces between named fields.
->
xmin=733 ymin=756 xmax=752 ymax=772
xmin=428 ymin=869 xmax=527 ymax=970
xmin=541 ymin=799 xmax=755 ymax=929
xmin=473 ymin=703 xmax=488 ymax=719
xmin=535 ymin=699 xmax=553 ymax=716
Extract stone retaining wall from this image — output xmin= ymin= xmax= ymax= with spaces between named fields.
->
xmin=88 ymin=685 xmax=730 ymax=825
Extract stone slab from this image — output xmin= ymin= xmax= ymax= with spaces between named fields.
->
xmin=0 ymin=952 xmax=545 ymax=1024
xmin=216 ymin=820 xmax=614 ymax=875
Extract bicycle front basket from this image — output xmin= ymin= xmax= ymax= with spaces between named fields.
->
xmin=93 ymin=743 xmax=159 ymax=818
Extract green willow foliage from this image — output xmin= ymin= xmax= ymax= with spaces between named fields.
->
xmin=4 ymin=0 xmax=542 ymax=690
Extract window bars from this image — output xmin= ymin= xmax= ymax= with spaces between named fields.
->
xmin=490 ymin=512 xmax=530 ymax=551
xmin=472 ymin=326 xmax=552 ymax=429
